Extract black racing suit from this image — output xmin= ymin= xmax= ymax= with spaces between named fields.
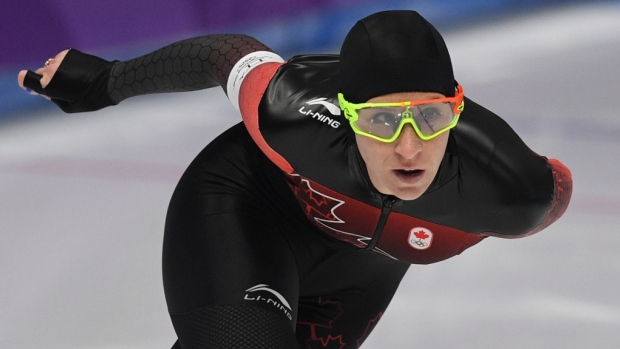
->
xmin=164 ymin=53 xmax=571 ymax=349
xmin=29 ymin=35 xmax=572 ymax=349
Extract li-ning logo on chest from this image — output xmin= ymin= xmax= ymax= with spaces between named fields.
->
xmin=298 ymin=98 xmax=341 ymax=128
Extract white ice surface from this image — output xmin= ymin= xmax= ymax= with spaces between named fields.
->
xmin=1 ymin=3 xmax=619 ymax=348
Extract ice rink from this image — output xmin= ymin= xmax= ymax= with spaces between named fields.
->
xmin=1 ymin=3 xmax=619 ymax=348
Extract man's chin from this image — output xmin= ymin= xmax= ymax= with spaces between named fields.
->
xmin=389 ymin=186 xmax=426 ymax=201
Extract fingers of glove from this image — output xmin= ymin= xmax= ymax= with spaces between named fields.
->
xmin=19 ymin=49 xmax=115 ymax=113
xmin=44 ymin=49 xmax=116 ymax=112
xmin=22 ymin=70 xmax=46 ymax=95
xmin=18 ymin=49 xmax=69 ymax=97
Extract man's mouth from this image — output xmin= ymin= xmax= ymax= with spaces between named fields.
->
xmin=396 ymin=169 xmax=422 ymax=176
xmin=392 ymin=169 xmax=425 ymax=184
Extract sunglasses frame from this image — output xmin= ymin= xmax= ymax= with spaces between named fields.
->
xmin=338 ymin=85 xmax=465 ymax=142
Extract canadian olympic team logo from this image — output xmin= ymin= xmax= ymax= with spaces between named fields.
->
xmin=408 ymin=227 xmax=433 ymax=250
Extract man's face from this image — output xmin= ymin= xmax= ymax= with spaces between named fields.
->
xmin=355 ymin=91 xmax=450 ymax=201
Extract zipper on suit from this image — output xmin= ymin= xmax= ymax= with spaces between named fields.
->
xmin=361 ymin=195 xmax=397 ymax=251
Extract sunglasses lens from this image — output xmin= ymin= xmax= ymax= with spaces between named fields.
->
xmin=356 ymin=109 xmax=401 ymax=139
xmin=411 ymin=102 xmax=456 ymax=136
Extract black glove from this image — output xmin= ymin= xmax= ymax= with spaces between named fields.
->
xmin=23 ymin=49 xmax=118 ymax=113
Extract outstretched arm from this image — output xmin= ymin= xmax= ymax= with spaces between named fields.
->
xmin=17 ymin=34 xmax=280 ymax=113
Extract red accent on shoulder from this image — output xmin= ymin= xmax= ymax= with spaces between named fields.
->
xmin=238 ymin=62 xmax=294 ymax=173
xmin=491 ymin=158 xmax=573 ymax=239
xmin=541 ymin=159 xmax=573 ymax=227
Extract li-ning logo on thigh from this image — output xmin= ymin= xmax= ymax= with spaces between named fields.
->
xmin=408 ymin=227 xmax=433 ymax=250
xmin=244 ymin=284 xmax=293 ymax=320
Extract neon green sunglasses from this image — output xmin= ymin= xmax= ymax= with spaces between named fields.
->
xmin=338 ymin=85 xmax=465 ymax=142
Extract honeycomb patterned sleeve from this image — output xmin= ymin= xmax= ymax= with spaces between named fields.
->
xmin=23 ymin=34 xmax=283 ymax=113
xmin=107 ymin=34 xmax=277 ymax=104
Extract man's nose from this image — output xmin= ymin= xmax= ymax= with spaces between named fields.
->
xmin=394 ymin=124 xmax=422 ymax=159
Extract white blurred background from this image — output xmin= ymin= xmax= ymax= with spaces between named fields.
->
xmin=1 ymin=1 xmax=619 ymax=348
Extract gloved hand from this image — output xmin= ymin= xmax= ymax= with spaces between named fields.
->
xmin=18 ymin=49 xmax=118 ymax=113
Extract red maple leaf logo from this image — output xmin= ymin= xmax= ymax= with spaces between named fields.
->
xmin=297 ymin=298 xmax=347 ymax=348
xmin=414 ymin=230 xmax=430 ymax=240
xmin=286 ymin=174 xmax=344 ymax=224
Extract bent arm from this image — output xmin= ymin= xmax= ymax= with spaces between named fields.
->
xmin=19 ymin=34 xmax=280 ymax=113
xmin=453 ymin=98 xmax=573 ymax=237
xmin=519 ymin=158 xmax=572 ymax=237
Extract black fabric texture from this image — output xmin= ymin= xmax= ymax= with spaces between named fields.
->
xmin=170 ymin=305 xmax=298 ymax=349
xmin=339 ymin=10 xmax=455 ymax=102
